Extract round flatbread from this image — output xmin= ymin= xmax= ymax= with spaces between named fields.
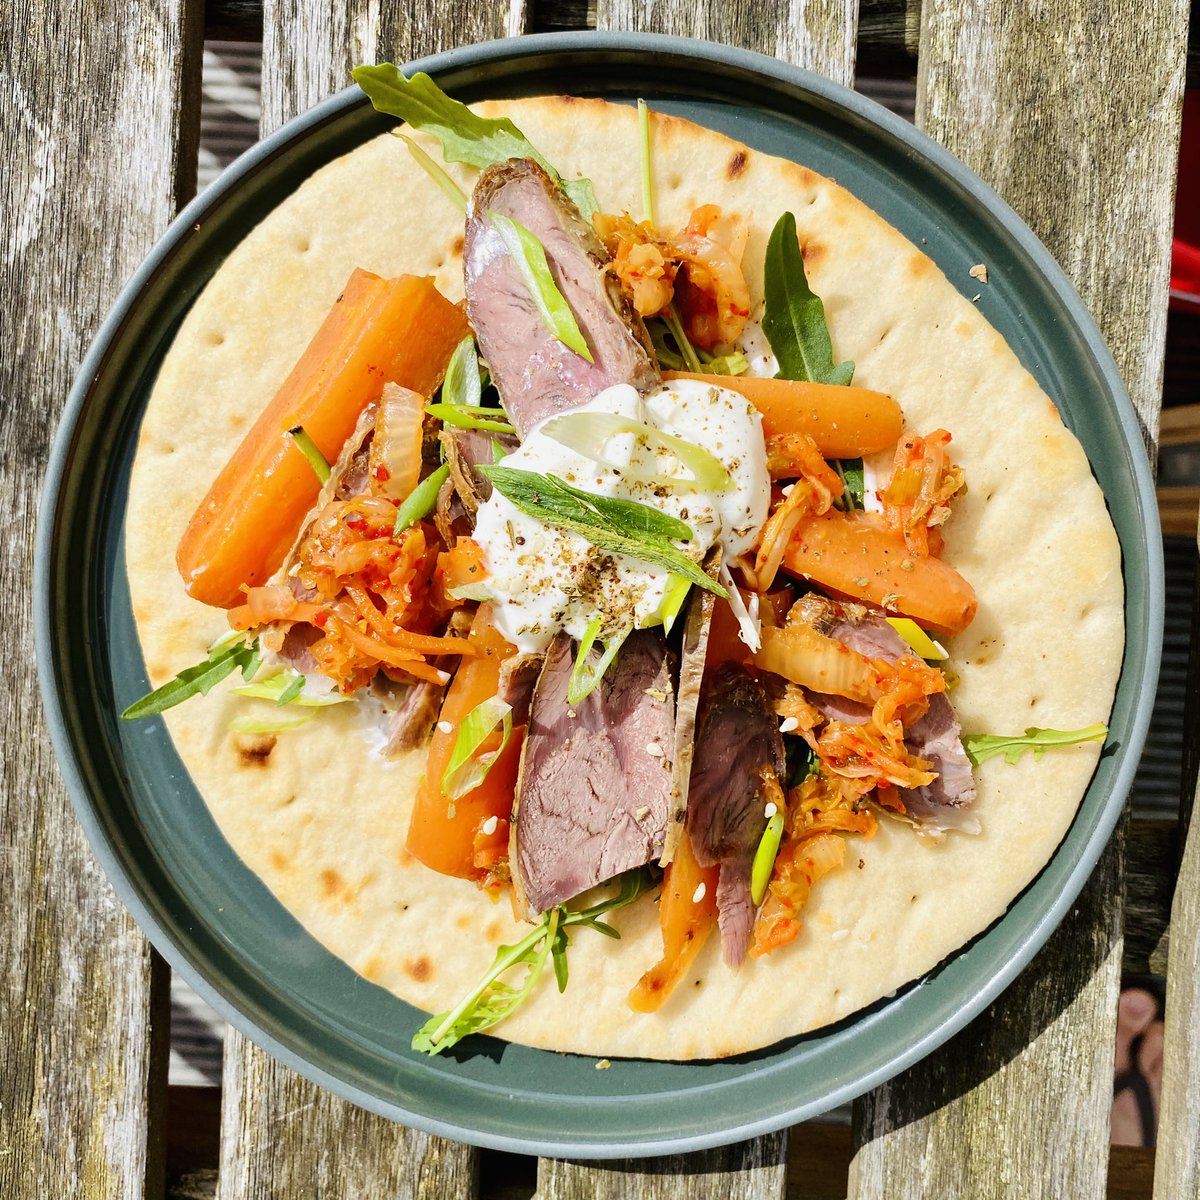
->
xmin=125 ymin=97 xmax=1123 ymax=1059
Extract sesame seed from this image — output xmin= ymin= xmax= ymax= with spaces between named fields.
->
xmin=781 ymin=483 xmax=795 ymax=496
xmin=692 ymin=882 xmax=707 ymax=903
xmin=779 ymin=716 xmax=799 ymax=734
xmin=481 ymin=815 xmax=499 ymax=836
xmin=437 ymin=721 xmax=453 ymax=735
xmin=831 ymin=929 xmax=850 ymax=942
xmin=596 ymin=1059 xmax=612 ymax=1070
xmin=764 ymin=802 xmax=778 ymax=819
xmin=646 ymin=743 xmax=664 ymax=757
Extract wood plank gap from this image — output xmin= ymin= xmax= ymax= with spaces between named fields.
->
xmin=0 ymin=0 xmax=204 ymax=1196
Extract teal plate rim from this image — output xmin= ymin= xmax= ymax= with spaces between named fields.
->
xmin=36 ymin=32 xmax=1163 ymax=1158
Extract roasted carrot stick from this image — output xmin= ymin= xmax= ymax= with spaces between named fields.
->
xmin=782 ymin=509 xmax=977 ymax=635
xmin=662 ymin=371 xmax=903 ymax=458
xmin=627 ymin=831 xmax=719 ymax=1013
xmin=406 ymin=607 xmax=521 ymax=879
xmin=178 ymin=271 xmax=468 ymax=608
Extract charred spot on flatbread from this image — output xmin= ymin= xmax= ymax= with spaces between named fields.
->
xmin=235 ymin=734 xmax=276 ymax=766
xmin=405 ymin=956 xmax=433 ymax=982
xmin=727 ymin=150 xmax=748 ymax=179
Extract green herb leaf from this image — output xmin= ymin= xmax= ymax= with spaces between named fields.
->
xmin=442 ymin=696 xmax=513 ymax=800
xmin=288 ymin=426 xmax=332 ymax=483
xmin=660 ymin=307 xmax=703 ymax=373
xmin=481 ymin=467 xmax=726 ymax=598
xmin=762 ymin=211 xmax=854 ymax=386
xmin=638 ymin=98 xmax=655 ymax=225
xmin=352 ymin=65 xmax=598 ymax=218
xmin=232 ymin=675 xmax=349 ymax=707
xmin=750 ymin=812 xmax=785 ymax=906
xmin=962 ymin=725 xmax=1108 ymax=767
xmin=425 ymin=403 xmax=515 ymax=434
xmin=394 ymin=463 xmax=451 ymax=536
xmin=489 ymin=212 xmax=594 ymax=363
xmin=123 ymin=637 xmax=260 ymax=720
xmin=395 ymin=132 xmax=467 ymax=211
xmin=568 ymin=616 xmax=630 ymax=706
xmin=227 ymin=712 xmax=315 ymax=735
xmin=412 ymin=869 xmax=655 ymax=1054
xmin=833 ymin=457 xmax=865 ymax=511
xmin=540 ymin=411 xmax=734 ymax=494
xmin=441 ymin=337 xmax=483 ymax=408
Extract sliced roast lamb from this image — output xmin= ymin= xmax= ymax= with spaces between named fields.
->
xmin=511 ymin=632 xmax=675 ymax=917
xmin=687 ymin=663 xmax=785 ymax=967
xmin=788 ymin=594 xmax=977 ymax=827
xmin=464 ymin=158 xmax=660 ymax=436
xmin=441 ymin=427 xmax=518 ymax=514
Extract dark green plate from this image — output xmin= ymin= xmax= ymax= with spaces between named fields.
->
xmin=36 ymin=33 xmax=1161 ymax=1157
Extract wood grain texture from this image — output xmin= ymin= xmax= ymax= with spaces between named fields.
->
xmin=0 ymin=1 xmax=201 ymax=1197
xmin=1153 ymin=526 xmax=1200 ymax=1199
xmin=259 ymin=0 xmax=530 ymax=137
xmin=539 ymin=1135 xmax=788 ymax=1200
xmin=216 ymin=1029 xmax=480 ymax=1199
xmin=849 ymin=2 xmax=1188 ymax=1197
xmin=595 ymin=0 xmax=859 ymax=88
xmin=221 ymin=4 xmax=531 ymax=1193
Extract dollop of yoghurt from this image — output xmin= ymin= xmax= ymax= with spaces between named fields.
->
xmin=472 ymin=378 xmax=770 ymax=654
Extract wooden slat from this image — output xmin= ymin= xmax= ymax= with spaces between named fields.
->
xmin=259 ymin=0 xmax=528 ymax=135
xmin=539 ymin=1137 xmax=788 ymax=1200
xmin=1157 ymin=487 xmax=1200 ymax=538
xmin=1153 ymin=524 xmax=1200 ymax=1198
xmin=215 ymin=4 xmax=526 ymax=1195
xmin=0 ymin=2 xmax=202 ymax=1198
xmin=849 ymin=1 xmax=1189 ymax=1197
xmin=596 ymin=0 xmax=858 ymax=86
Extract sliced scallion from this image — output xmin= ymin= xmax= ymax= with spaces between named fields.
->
xmin=394 ymin=463 xmax=451 ymax=535
xmin=232 ymin=676 xmax=349 ymax=707
xmin=442 ymin=695 xmax=513 ymax=800
xmin=567 ymin=617 xmax=631 ymax=706
xmin=489 ymin=211 xmax=594 ymax=363
xmin=425 ymin=403 xmax=515 ymax=434
xmin=395 ymin=131 xmax=468 ymax=212
xmin=441 ymin=336 xmax=483 ymax=409
xmin=638 ymin=98 xmax=655 ymax=225
xmin=228 ymin=712 xmax=315 ymax=735
xmin=750 ymin=812 xmax=785 ymax=905
xmin=539 ymin=411 xmax=733 ymax=494
xmin=288 ymin=426 xmax=331 ymax=483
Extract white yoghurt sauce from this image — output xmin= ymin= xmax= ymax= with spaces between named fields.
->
xmin=473 ymin=378 xmax=770 ymax=654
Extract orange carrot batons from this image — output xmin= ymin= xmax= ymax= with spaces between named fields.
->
xmin=781 ymin=510 xmax=977 ymax=635
xmin=177 ymin=271 xmax=469 ymax=608
xmin=662 ymin=371 xmax=903 ymax=458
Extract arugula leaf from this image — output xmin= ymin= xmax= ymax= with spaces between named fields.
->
xmin=482 ymin=466 xmax=725 ymax=597
xmin=441 ymin=337 xmax=483 ymax=409
xmin=962 ymin=724 xmax=1108 ymax=767
xmin=394 ymin=464 xmax=451 ymax=535
xmin=123 ymin=637 xmax=260 ymax=720
xmin=762 ymin=211 xmax=854 ymax=386
xmin=412 ymin=870 xmax=655 ymax=1054
xmin=425 ymin=403 xmax=515 ymax=434
xmin=568 ymin=616 xmax=631 ymax=706
xmin=352 ymin=64 xmax=599 ymax=217
xmin=489 ymin=212 xmax=594 ymax=363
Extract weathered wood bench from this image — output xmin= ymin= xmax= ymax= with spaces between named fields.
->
xmin=3 ymin=1 xmax=1196 ymax=1196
